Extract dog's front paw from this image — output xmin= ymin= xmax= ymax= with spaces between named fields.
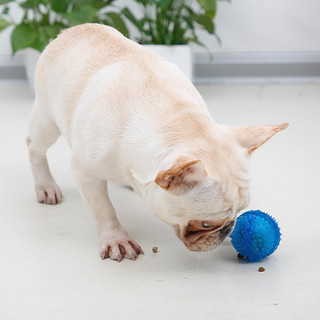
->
xmin=35 ymin=181 xmax=63 ymax=205
xmin=100 ymin=231 xmax=144 ymax=262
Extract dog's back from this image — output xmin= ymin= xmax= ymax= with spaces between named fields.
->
xmin=34 ymin=23 xmax=208 ymax=145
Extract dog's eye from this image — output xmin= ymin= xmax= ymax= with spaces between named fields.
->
xmin=202 ymin=222 xmax=211 ymax=228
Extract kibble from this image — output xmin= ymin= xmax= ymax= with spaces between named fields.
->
xmin=258 ymin=267 xmax=265 ymax=272
xmin=152 ymin=247 xmax=158 ymax=253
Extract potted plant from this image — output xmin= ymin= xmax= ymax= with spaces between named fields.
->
xmin=122 ymin=0 xmax=218 ymax=80
xmin=0 ymin=0 xmax=219 ymax=87
xmin=0 ymin=0 xmax=128 ymax=93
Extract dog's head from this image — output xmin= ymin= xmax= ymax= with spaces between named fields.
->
xmin=147 ymin=123 xmax=289 ymax=252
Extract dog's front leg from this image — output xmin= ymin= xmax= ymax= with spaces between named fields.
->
xmin=72 ymin=163 xmax=144 ymax=262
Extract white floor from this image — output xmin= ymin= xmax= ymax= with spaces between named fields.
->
xmin=0 ymin=81 xmax=319 ymax=320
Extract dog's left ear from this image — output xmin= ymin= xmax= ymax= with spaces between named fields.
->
xmin=233 ymin=123 xmax=289 ymax=154
xmin=155 ymin=157 xmax=207 ymax=192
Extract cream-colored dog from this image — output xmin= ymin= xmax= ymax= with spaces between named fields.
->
xmin=27 ymin=23 xmax=288 ymax=262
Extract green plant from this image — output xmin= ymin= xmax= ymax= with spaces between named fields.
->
xmin=0 ymin=0 xmax=128 ymax=54
xmin=122 ymin=0 xmax=219 ymax=47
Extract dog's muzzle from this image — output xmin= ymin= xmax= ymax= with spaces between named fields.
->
xmin=174 ymin=219 xmax=235 ymax=252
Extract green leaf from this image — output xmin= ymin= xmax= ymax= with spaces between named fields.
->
xmin=136 ymin=0 xmax=147 ymax=5
xmin=71 ymin=0 xmax=91 ymax=7
xmin=91 ymin=0 xmax=114 ymax=10
xmin=25 ymin=23 xmax=64 ymax=53
xmin=1 ymin=6 xmax=9 ymax=14
xmin=205 ymin=0 xmax=216 ymax=18
xmin=20 ymin=0 xmax=41 ymax=10
xmin=30 ymin=32 xmax=49 ymax=52
xmin=11 ymin=23 xmax=38 ymax=54
xmin=49 ymin=0 xmax=69 ymax=13
xmin=45 ymin=24 xmax=62 ymax=39
xmin=0 ymin=18 xmax=11 ymax=32
xmin=164 ymin=33 xmax=173 ymax=45
xmin=183 ymin=16 xmax=195 ymax=31
xmin=62 ymin=5 xmax=97 ymax=26
xmin=122 ymin=8 xmax=144 ymax=29
xmin=197 ymin=0 xmax=216 ymax=18
xmin=157 ymin=0 xmax=171 ymax=8
xmin=192 ymin=14 xmax=214 ymax=33
xmin=105 ymin=12 xmax=129 ymax=36
xmin=39 ymin=13 xmax=49 ymax=26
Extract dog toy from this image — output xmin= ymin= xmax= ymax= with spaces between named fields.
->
xmin=230 ymin=210 xmax=281 ymax=262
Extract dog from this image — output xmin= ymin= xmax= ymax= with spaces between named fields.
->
xmin=27 ymin=23 xmax=288 ymax=262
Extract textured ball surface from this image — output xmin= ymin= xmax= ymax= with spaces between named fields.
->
xmin=230 ymin=210 xmax=281 ymax=262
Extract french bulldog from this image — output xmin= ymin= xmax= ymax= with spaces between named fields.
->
xmin=27 ymin=24 xmax=288 ymax=262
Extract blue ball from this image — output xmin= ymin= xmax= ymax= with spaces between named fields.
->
xmin=230 ymin=210 xmax=281 ymax=262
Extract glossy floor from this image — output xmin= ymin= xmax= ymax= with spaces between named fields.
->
xmin=0 ymin=81 xmax=319 ymax=320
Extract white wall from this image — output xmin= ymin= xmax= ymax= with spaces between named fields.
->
xmin=0 ymin=0 xmax=319 ymax=56
xmin=207 ymin=0 xmax=320 ymax=53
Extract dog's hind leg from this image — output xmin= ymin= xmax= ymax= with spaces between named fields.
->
xmin=27 ymin=98 xmax=63 ymax=205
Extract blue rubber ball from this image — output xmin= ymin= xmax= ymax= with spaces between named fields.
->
xmin=230 ymin=210 xmax=281 ymax=262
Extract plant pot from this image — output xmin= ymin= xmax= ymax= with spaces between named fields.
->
xmin=143 ymin=45 xmax=193 ymax=81
xmin=24 ymin=48 xmax=41 ymax=96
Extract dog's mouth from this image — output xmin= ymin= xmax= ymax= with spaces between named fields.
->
xmin=174 ymin=219 xmax=235 ymax=252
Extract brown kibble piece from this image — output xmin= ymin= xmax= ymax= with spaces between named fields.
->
xmin=258 ymin=267 xmax=265 ymax=272
xmin=152 ymin=247 xmax=158 ymax=253
xmin=237 ymin=253 xmax=245 ymax=259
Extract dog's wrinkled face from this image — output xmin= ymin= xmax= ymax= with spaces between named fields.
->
xmin=153 ymin=157 xmax=249 ymax=252
xmin=146 ymin=123 xmax=289 ymax=252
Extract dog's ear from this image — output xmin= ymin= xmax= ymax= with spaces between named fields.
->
xmin=155 ymin=158 xmax=207 ymax=193
xmin=233 ymin=123 xmax=289 ymax=154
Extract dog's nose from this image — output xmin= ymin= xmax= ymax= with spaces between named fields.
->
xmin=220 ymin=221 xmax=235 ymax=236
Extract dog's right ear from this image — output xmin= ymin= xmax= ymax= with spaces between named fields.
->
xmin=232 ymin=123 xmax=289 ymax=155
xmin=155 ymin=157 xmax=207 ymax=194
